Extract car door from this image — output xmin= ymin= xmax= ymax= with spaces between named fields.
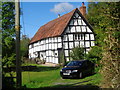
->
xmin=81 ymin=61 xmax=88 ymax=75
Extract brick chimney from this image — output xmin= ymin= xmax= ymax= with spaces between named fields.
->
xmin=79 ymin=2 xmax=86 ymax=18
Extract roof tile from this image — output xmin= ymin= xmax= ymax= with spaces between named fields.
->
xmin=30 ymin=9 xmax=76 ymax=44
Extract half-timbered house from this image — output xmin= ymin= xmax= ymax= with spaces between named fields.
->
xmin=29 ymin=3 xmax=95 ymax=64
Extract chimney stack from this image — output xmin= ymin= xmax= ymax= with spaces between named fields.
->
xmin=79 ymin=2 xmax=86 ymax=18
xmin=58 ymin=14 xmax=60 ymax=18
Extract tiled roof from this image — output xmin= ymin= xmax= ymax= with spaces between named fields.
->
xmin=30 ymin=8 xmax=76 ymax=44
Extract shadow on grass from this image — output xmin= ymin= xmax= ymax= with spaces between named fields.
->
xmin=16 ymin=84 xmax=100 ymax=90
xmin=22 ymin=66 xmax=60 ymax=72
xmin=48 ymin=84 xmax=100 ymax=89
xmin=3 ymin=65 xmax=60 ymax=72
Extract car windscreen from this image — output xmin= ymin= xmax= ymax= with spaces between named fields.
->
xmin=66 ymin=61 xmax=83 ymax=66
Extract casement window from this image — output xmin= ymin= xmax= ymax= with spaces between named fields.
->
xmin=74 ymin=34 xmax=84 ymax=40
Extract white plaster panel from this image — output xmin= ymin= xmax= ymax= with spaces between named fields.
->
xmin=65 ymin=50 xmax=69 ymax=56
xmin=75 ymin=42 xmax=79 ymax=47
xmin=58 ymin=43 xmax=62 ymax=48
xmin=81 ymin=26 xmax=86 ymax=32
xmin=85 ymin=34 xmax=89 ymax=40
xmin=70 ymin=26 xmax=75 ymax=32
xmin=66 ymin=58 xmax=69 ymax=61
xmin=51 ymin=43 xmax=54 ymax=49
xmin=29 ymin=45 xmax=31 ymax=48
xmin=41 ymin=40 xmax=43 ymax=44
xmin=86 ymin=48 xmax=90 ymax=54
xmin=49 ymin=43 xmax=51 ymax=49
xmin=46 ymin=51 xmax=49 ymax=56
xmin=54 ymin=43 xmax=57 ymax=49
xmin=54 ymin=37 xmax=57 ymax=42
xmin=36 ymin=46 xmax=40 ymax=51
xmin=82 ymin=20 xmax=86 ymax=25
xmin=54 ymin=58 xmax=58 ymax=64
xmin=46 ymin=57 xmax=49 ymax=62
xmin=64 ymin=42 xmax=68 ymax=49
xmin=63 ymin=35 xmax=68 ymax=41
xmin=43 ymin=44 xmax=45 ymax=50
xmin=55 ymin=50 xmax=58 ymax=55
xmin=69 ymin=42 xmax=73 ymax=49
xmin=51 ymin=51 xmax=54 ymax=56
xmin=78 ymin=19 xmax=82 ymax=25
xmin=49 ymin=38 xmax=52 ymax=42
xmin=85 ymin=41 xmax=90 ymax=47
xmin=46 ymin=39 xmax=48 ymax=43
xmin=91 ymin=41 xmax=95 ymax=46
xmin=58 ymin=37 xmax=61 ymax=42
xmin=78 ymin=16 xmax=81 ymax=19
xmin=87 ymin=27 xmax=92 ymax=32
xmin=80 ymin=41 xmax=84 ymax=47
xmin=76 ymin=26 xmax=81 ymax=32
xmin=74 ymin=19 xmax=78 ymax=25
xmin=48 ymin=50 xmax=51 ymax=56
xmin=52 ymin=38 xmax=54 ymax=43
xmin=69 ymin=34 xmax=73 ymax=41
xmin=90 ymin=34 xmax=94 ymax=40
xmin=46 ymin=44 xmax=48 ymax=50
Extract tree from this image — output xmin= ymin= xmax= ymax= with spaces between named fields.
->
xmin=86 ymin=46 xmax=102 ymax=64
xmin=20 ymin=35 xmax=30 ymax=58
xmin=2 ymin=2 xmax=15 ymax=68
xmin=70 ymin=46 xmax=85 ymax=60
xmin=2 ymin=2 xmax=16 ymax=89
xmin=87 ymin=2 xmax=120 ymax=88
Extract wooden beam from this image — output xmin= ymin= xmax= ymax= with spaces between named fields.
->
xmin=15 ymin=0 xmax=22 ymax=88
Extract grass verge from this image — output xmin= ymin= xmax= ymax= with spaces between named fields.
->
xmin=22 ymin=65 xmax=102 ymax=88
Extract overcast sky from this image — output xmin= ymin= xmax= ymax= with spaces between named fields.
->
xmin=20 ymin=2 xmax=88 ymax=39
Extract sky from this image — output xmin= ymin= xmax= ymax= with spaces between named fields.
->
xmin=20 ymin=2 xmax=89 ymax=39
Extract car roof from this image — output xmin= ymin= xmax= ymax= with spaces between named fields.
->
xmin=71 ymin=60 xmax=88 ymax=62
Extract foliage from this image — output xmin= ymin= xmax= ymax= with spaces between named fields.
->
xmin=85 ymin=46 xmax=102 ymax=73
xmin=2 ymin=2 xmax=15 ymax=68
xmin=2 ymin=2 xmax=16 ymax=89
xmin=85 ymin=46 xmax=102 ymax=65
xmin=70 ymin=46 xmax=85 ymax=60
xmin=20 ymin=35 xmax=30 ymax=58
xmin=59 ymin=50 xmax=65 ymax=66
xmin=87 ymin=2 xmax=120 ymax=88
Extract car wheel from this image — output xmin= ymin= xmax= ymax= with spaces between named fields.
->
xmin=79 ymin=72 xmax=82 ymax=78
xmin=62 ymin=77 xmax=66 ymax=79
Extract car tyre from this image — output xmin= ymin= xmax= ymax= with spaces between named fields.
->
xmin=62 ymin=77 xmax=66 ymax=79
xmin=79 ymin=72 xmax=82 ymax=79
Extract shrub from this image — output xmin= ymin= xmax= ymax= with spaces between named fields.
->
xmin=85 ymin=46 xmax=103 ymax=72
xmin=70 ymin=46 xmax=85 ymax=60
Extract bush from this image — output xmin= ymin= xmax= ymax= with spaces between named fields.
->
xmin=85 ymin=46 xmax=103 ymax=72
xmin=70 ymin=46 xmax=85 ymax=60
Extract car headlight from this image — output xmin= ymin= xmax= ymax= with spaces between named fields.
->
xmin=60 ymin=69 xmax=62 ymax=72
xmin=72 ymin=70 xmax=78 ymax=72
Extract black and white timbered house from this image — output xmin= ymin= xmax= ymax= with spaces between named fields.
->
xmin=29 ymin=4 xmax=95 ymax=64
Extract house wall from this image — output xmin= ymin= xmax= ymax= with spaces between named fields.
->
xmin=29 ymin=36 xmax=62 ymax=64
xmin=62 ymin=12 xmax=95 ymax=61
xmin=29 ymin=11 xmax=95 ymax=64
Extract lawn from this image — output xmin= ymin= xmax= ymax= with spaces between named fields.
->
xmin=22 ymin=64 xmax=102 ymax=89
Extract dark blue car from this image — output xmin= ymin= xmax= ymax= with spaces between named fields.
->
xmin=60 ymin=60 xmax=95 ymax=79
